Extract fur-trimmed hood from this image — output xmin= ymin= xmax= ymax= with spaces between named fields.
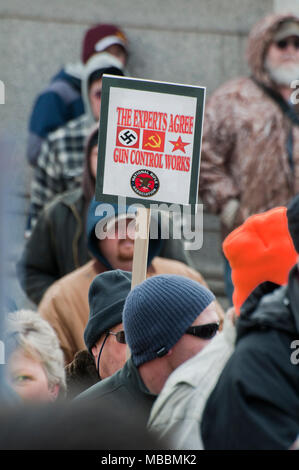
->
xmin=246 ymin=13 xmax=299 ymax=88
xmin=65 ymin=349 xmax=99 ymax=399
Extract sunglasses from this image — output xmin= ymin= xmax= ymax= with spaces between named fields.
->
xmin=275 ymin=37 xmax=299 ymax=50
xmin=96 ymin=330 xmax=126 ymax=380
xmin=107 ymin=330 xmax=126 ymax=344
xmin=185 ymin=322 xmax=220 ymax=339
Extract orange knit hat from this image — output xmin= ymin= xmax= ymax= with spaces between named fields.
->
xmin=223 ymin=207 xmax=297 ymax=315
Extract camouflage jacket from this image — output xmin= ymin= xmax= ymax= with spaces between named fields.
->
xmin=200 ymin=13 xmax=299 ymax=239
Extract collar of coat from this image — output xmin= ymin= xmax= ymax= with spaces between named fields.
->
xmin=237 ymin=264 xmax=299 ymax=341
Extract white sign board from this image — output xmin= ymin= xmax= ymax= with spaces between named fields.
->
xmin=96 ymin=76 xmax=205 ymax=209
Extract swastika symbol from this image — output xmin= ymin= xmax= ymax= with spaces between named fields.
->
xmin=119 ymin=130 xmax=138 ymax=145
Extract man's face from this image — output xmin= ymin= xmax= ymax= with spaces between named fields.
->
xmin=99 ymin=217 xmax=135 ymax=271
xmin=91 ymin=323 xmax=126 ymax=379
xmin=265 ymin=35 xmax=299 ymax=86
xmin=104 ymin=44 xmax=127 ymax=66
xmin=168 ymin=301 xmax=220 ymax=371
xmin=89 ymin=78 xmax=102 ymax=120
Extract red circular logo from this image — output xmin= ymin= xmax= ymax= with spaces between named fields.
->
xmin=130 ymin=169 xmax=159 ymax=197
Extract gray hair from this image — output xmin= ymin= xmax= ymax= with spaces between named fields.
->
xmin=5 ymin=309 xmax=66 ymax=395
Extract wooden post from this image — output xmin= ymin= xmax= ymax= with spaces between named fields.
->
xmin=131 ymin=207 xmax=151 ymax=289
xmin=126 ymin=206 xmax=151 ymax=359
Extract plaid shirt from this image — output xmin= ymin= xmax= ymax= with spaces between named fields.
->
xmin=29 ymin=114 xmax=92 ymax=231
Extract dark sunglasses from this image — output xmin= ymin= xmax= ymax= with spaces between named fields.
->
xmin=107 ymin=330 xmax=126 ymax=344
xmin=96 ymin=329 xmax=126 ymax=380
xmin=185 ymin=322 xmax=220 ymax=339
xmin=275 ymin=37 xmax=299 ymax=50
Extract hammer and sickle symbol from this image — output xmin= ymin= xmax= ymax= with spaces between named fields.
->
xmin=144 ymin=133 xmax=161 ymax=149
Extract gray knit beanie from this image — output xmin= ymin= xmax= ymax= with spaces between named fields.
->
xmin=123 ymin=274 xmax=215 ymax=367
xmin=84 ymin=270 xmax=131 ymax=353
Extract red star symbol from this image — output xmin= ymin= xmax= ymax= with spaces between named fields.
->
xmin=169 ymin=136 xmax=190 ymax=153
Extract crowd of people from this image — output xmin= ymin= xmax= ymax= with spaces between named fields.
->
xmin=1 ymin=13 xmax=299 ymax=450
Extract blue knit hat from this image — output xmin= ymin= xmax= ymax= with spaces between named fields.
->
xmin=123 ymin=274 xmax=215 ymax=367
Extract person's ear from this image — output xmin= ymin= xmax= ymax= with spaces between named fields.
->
xmin=91 ymin=344 xmax=99 ymax=361
xmin=166 ymin=349 xmax=173 ymax=357
xmin=49 ymin=384 xmax=59 ymax=401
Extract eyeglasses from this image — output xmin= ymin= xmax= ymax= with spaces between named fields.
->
xmin=107 ymin=330 xmax=126 ymax=344
xmin=275 ymin=37 xmax=299 ymax=50
xmin=185 ymin=322 xmax=220 ymax=339
xmin=96 ymin=329 xmax=126 ymax=380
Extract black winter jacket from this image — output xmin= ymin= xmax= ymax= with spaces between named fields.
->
xmin=17 ymin=188 xmax=89 ymax=304
xmin=76 ymin=358 xmax=156 ymax=426
xmin=201 ymin=267 xmax=299 ymax=450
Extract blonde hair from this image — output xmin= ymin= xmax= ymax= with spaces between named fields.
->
xmin=6 ymin=310 xmax=66 ymax=394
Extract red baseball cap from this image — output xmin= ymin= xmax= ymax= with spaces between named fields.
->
xmin=82 ymin=23 xmax=128 ymax=64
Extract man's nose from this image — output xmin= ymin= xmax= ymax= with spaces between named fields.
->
xmin=126 ymin=224 xmax=135 ymax=240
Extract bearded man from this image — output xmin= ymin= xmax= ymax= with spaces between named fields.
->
xmin=199 ymin=13 xmax=299 ymax=301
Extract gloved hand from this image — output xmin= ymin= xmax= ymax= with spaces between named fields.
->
xmin=220 ymin=198 xmax=240 ymax=230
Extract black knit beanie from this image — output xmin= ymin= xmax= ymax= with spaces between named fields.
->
xmin=84 ymin=270 xmax=131 ymax=352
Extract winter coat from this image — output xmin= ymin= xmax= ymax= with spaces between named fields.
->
xmin=201 ymin=268 xmax=299 ymax=450
xmin=147 ymin=313 xmax=236 ymax=449
xmin=27 ymin=64 xmax=84 ymax=166
xmin=18 ymin=124 xmax=98 ymax=305
xmin=76 ymin=358 xmax=157 ymax=426
xmin=200 ymin=13 xmax=299 ymax=240
xmin=64 ymin=349 xmax=99 ymax=400
xmin=18 ymin=188 xmax=89 ymax=305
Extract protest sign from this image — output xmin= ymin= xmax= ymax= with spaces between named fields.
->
xmin=96 ymin=75 xmax=205 ymax=209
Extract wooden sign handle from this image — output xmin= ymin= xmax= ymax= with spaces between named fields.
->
xmin=131 ymin=207 xmax=151 ymax=289
xmin=126 ymin=206 xmax=151 ymax=359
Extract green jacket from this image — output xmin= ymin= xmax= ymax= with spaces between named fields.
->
xmin=17 ymin=188 xmax=89 ymax=305
xmin=76 ymin=358 xmax=157 ymax=425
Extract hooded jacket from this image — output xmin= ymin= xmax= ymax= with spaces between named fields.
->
xmin=64 ymin=349 xmax=99 ymax=400
xmin=27 ymin=63 xmax=84 ymax=166
xmin=28 ymin=53 xmax=125 ymax=231
xmin=17 ymin=125 xmax=99 ymax=305
xmin=38 ymin=199 xmax=215 ymax=364
xmin=201 ymin=266 xmax=299 ymax=449
xmin=200 ymin=13 xmax=299 ymax=240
